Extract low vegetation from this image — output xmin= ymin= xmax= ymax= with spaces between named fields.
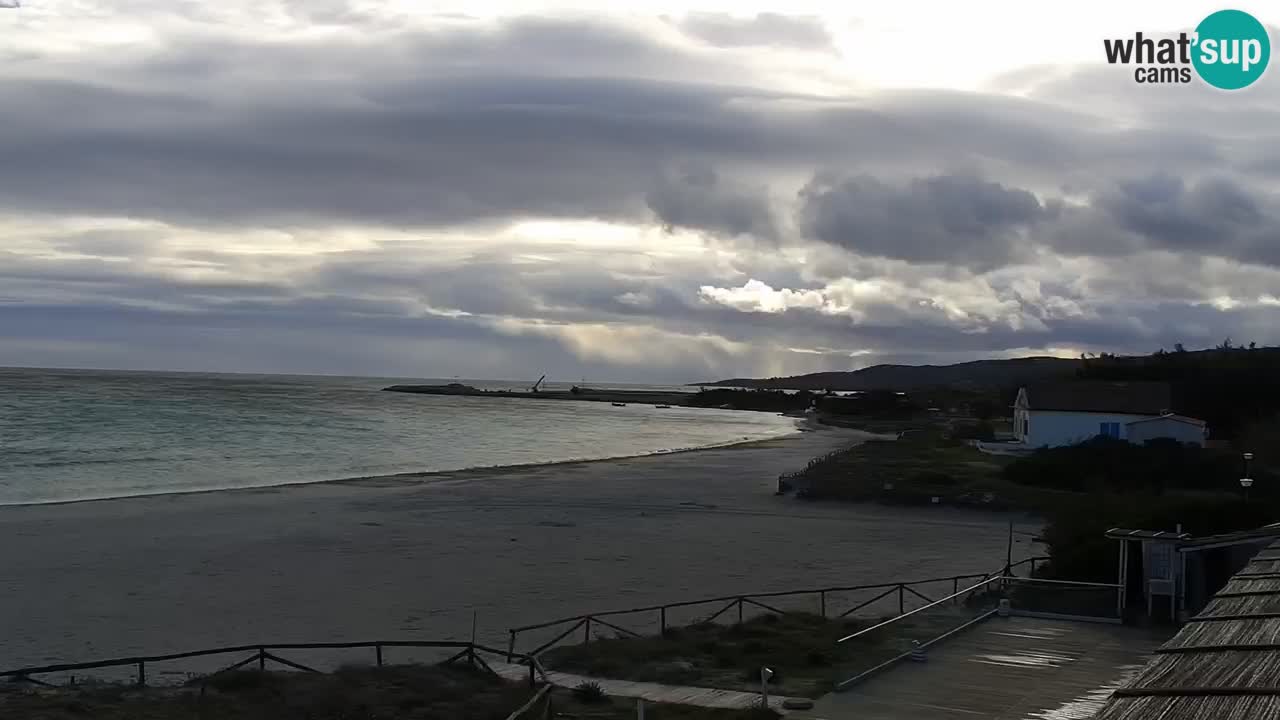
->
xmin=1005 ymin=437 xmax=1277 ymax=496
xmin=542 ymin=607 xmax=992 ymax=698
xmin=0 ymin=664 xmax=528 ymax=720
xmin=0 ymin=665 xmax=779 ymax=720
xmin=784 ymin=429 xmax=1030 ymax=509
xmin=1039 ymin=494 xmax=1278 ymax=583
xmin=572 ymin=680 xmax=607 ymax=704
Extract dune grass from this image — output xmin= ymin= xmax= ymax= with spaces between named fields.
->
xmin=0 ymin=663 xmax=783 ymax=720
xmin=0 ymin=664 xmax=527 ymax=720
xmin=541 ymin=606 xmax=991 ymax=698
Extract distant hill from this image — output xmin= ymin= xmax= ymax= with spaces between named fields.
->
xmin=695 ymin=356 xmax=1082 ymax=391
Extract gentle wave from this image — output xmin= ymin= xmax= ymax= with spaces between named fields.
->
xmin=0 ymin=368 xmax=800 ymax=505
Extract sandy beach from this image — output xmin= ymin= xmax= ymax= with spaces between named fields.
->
xmin=0 ymin=425 xmax=1038 ymax=672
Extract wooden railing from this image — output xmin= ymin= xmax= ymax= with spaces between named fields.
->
xmin=505 ymin=557 xmax=1048 ymax=660
xmin=834 ymin=571 xmax=1125 ymax=691
xmin=0 ymin=640 xmax=549 ymax=690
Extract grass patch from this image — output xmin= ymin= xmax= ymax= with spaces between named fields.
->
xmin=0 ymin=664 xmax=530 ymax=720
xmin=542 ymin=606 xmax=993 ymax=698
xmin=573 ymin=680 xmax=608 ymax=704
xmin=788 ymin=429 xmax=1082 ymax=512
xmin=0 ymin=667 xmax=782 ymax=720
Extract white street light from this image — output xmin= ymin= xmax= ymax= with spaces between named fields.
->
xmin=759 ymin=667 xmax=773 ymax=709
xmin=1242 ymin=452 xmax=1255 ymax=500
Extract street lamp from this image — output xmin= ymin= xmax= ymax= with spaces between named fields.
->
xmin=1241 ymin=452 xmax=1255 ymax=500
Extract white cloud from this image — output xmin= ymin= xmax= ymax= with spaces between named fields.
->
xmin=698 ymin=279 xmax=830 ymax=313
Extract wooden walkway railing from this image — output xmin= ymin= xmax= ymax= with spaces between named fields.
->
xmin=506 ymin=557 xmax=1049 ymax=660
xmin=0 ymin=640 xmax=550 ymax=690
xmin=834 ymin=572 xmax=1125 ymax=691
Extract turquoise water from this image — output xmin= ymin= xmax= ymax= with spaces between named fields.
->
xmin=0 ymin=368 xmax=798 ymax=505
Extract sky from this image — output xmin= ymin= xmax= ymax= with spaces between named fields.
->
xmin=2 ymin=1 xmax=1279 ymax=382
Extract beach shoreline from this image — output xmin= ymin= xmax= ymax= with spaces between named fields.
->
xmin=0 ymin=418 xmax=817 ymax=510
xmin=0 ymin=423 xmax=1037 ymax=671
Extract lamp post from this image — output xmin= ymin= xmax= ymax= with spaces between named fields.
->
xmin=1241 ymin=452 xmax=1255 ymax=500
xmin=759 ymin=667 xmax=773 ymax=709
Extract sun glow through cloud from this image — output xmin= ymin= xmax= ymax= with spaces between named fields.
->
xmin=1 ymin=0 xmax=1278 ymax=379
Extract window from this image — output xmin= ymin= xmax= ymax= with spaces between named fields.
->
xmin=1099 ymin=421 xmax=1121 ymax=438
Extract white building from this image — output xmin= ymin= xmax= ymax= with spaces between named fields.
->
xmin=1013 ymin=381 xmax=1207 ymax=448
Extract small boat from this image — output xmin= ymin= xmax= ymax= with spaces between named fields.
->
xmin=612 ymin=402 xmax=627 ymax=407
xmin=655 ymin=404 xmax=671 ymax=409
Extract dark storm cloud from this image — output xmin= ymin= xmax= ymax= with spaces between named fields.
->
xmin=796 ymin=173 xmax=1047 ymax=269
xmin=0 ymin=17 xmax=1265 ymax=238
xmin=671 ymin=13 xmax=833 ymax=50
xmin=1102 ymin=175 xmax=1262 ymax=248
xmin=0 ymin=17 xmax=802 ymax=230
xmin=1046 ymin=175 xmax=1280 ymax=266
xmin=646 ymin=165 xmax=779 ymax=241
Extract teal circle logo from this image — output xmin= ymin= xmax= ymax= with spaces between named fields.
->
xmin=1192 ymin=9 xmax=1270 ymax=90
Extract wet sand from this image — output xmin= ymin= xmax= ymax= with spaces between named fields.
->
xmin=0 ymin=426 xmax=1038 ymax=670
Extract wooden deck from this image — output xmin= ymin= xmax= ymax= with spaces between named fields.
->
xmin=488 ymin=660 xmax=800 ymax=710
xmin=796 ymin=616 xmax=1170 ymax=720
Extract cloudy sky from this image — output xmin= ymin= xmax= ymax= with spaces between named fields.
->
xmin=2 ymin=1 xmax=1279 ymax=382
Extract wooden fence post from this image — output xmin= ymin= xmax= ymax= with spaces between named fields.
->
xmin=898 ymin=586 xmax=905 ymax=615
xmin=376 ymin=644 xmax=383 ymax=667
xmin=819 ymin=590 xmax=826 ymax=618
xmin=660 ymin=607 xmax=667 ymax=635
xmin=508 ymin=631 xmax=517 ymax=662
xmin=583 ymin=617 xmax=592 ymax=645
xmin=258 ymin=648 xmax=266 ymax=671
xmin=737 ymin=598 xmax=744 ymax=625
xmin=137 ymin=662 xmax=145 ymax=687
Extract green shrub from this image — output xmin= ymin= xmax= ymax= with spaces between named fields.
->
xmin=206 ymin=670 xmax=275 ymax=692
xmin=1041 ymin=493 xmax=1277 ymax=582
xmin=951 ymin=421 xmax=996 ymax=441
xmin=572 ymin=681 xmax=607 ymax=704
xmin=908 ymin=470 xmax=958 ymax=486
xmin=741 ymin=666 xmax=784 ymax=684
xmin=805 ymin=650 xmax=831 ymax=667
xmin=1004 ymin=437 xmax=1276 ymax=496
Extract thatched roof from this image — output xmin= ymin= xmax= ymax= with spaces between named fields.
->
xmin=1095 ymin=539 xmax=1280 ymax=720
xmin=1198 ymin=593 xmax=1280 ymax=618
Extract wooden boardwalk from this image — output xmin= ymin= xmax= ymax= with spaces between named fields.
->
xmin=794 ymin=616 xmax=1169 ymax=720
xmin=488 ymin=660 xmax=802 ymax=710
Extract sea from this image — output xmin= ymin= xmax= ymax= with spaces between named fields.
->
xmin=0 ymin=367 xmax=800 ymax=506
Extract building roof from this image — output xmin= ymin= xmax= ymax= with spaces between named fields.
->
xmin=1095 ymin=537 xmax=1280 ymax=720
xmin=1125 ymin=414 xmax=1207 ymax=428
xmin=1022 ymin=381 xmax=1173 ymax=415
xmin=1179 ymin=524 xmax=1280 ymax=552
xmin=1103 ymin=525 xmax=1280 ymax=551
xmin=1104 ymin=528 xmax=1192 ymax=541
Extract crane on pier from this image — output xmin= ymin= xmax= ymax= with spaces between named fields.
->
xmin=529 ymin=374 xmax=546 ymax=393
